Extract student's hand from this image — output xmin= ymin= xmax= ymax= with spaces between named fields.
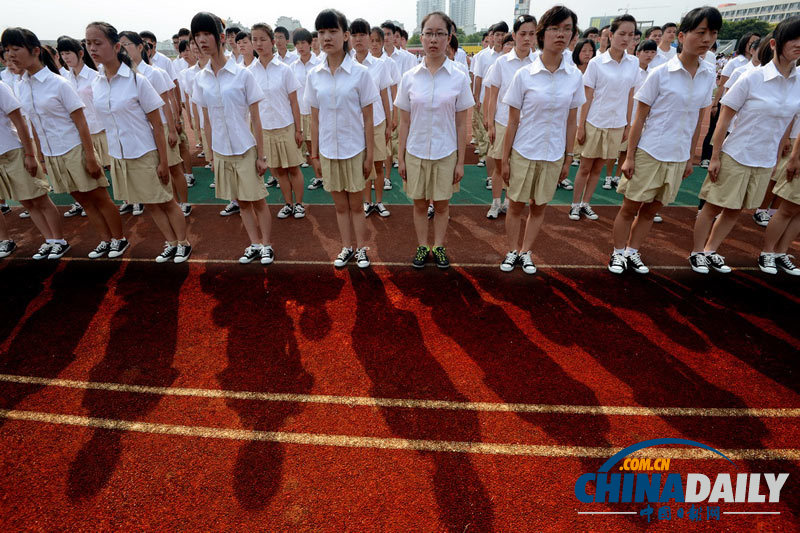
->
xmin=482 ymin=116 xmax=489 ymax=130
xmin=622 ymin=125 xmax=630 ymax=143
xmin=501 ymin=160 xmax=510 ymax=185
xmin=782 ymin=140 xmax=792 ymax=158
xmin=453 ymin=163 xmax=464 ymax=184
xmin=621 ymin=156 xmax=634 ymax=179
xmin=576 ymin=125 xmax=586 ymax=146
xmin=176 ymin=122 xmax=184 ymax=135
xmin=363 ymin=156 xmax=374 ymax=179
xmin=23 ymin=154 xmax=39 ymax=177
xmin=560 ymin=157 xmax=571 ymax=182
xmin=86 ymin=154 xmax=103 ymax=179
xmin=488 ymin=122 xmax=495 ymax=144
xmin=256 ymin=158 xmax=268 ymax=176
xmin=682 ymin=160 xmax=693 ymax=180
xmin=168 ymin=129 xmax=178 ymax=148
xmin=295 ymin=129 xmax=304 ymax=147
xmin=157 ymin=160 xmax=170 ymax=184
xmin=384 ymin=125 xmax=391 ymax=146
xmin=786 ymin=157 xmax=799 ymax=182
xmin=39 ymin=154 xmax=47 ymax=175
xmin=707 ymin=156 xmax=721 ymax=182
xmin=398 ymin=157 xmax=407 ymax=181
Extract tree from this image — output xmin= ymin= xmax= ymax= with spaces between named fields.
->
xmin=409 ymin=33 xmax=420 ymax=45
xmin=719 ymin=19 xmax=774 ymax=42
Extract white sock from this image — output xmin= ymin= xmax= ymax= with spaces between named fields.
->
xmin=571 ymin=202 xmax=580 ymax=208
xmin=768 ymin=208 xmax=777 ymax=216
xmin=624 ymin=247 xmax=638 ymax=256
xmin=760 ymin=251 xmax=774 ymax=257
xmin=756 ymin=208 xmax=767 ymax=214
xmin=491 ymin=197 xmax=501 ymax=207
xmin=232 ymin=200 xmax=239 ymax=206
xmin=251 ymin=243 xmax=263 ymax=249
xmin=704 ymin=250 xmax=715 ymax=256
xmin=613 ymin=248 xmax=625 ymax=255
xmin=55 ymin=239 xmax=67 ymax=245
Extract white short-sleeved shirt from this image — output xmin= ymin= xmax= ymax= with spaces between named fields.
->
xmin=453 ymin=60 xmax=469 ymax=77
xmin=0 ymin=82 xmax=23 ymax=156
xmin=791 ymin=113 xmax=800 ymax=139
xmin=66 ymin=66 xmax=104 ymax=134
xmin=277 ymin=49 xmax=299 ymax=65
xmin=18 ymin=67 xmax=85 ymax=156
xmin=384 ymin=47 xmax=416 ymax=76
xmin=0 ymin=68 xmax=19 ymax=87
xmin=723 ymin=61 xmax=757 ymax=133
xmin=649 ymin=46 xmax=677 ymax=70
xmin=182 ymin=64 xmax=204 ymax=127
xmin=634 ymin=55 xmax=716 ymax=162
xmin=151 ymin=51 xmax=177 ymax=81
xmin=291 ymin=55 xmax=321 ymax=115
xmin=356 ymin=54 xmax=393 ymax=126
xmin=502 ymin=55 xmax=585 ymax=161
xmin=394 ymin=58 xmax=475 ymax=160
xmin=475 ymin=48 xmax=502 ymax=103
xmin=92 ymin=63 xmax=164 ymax=159
xmin=721 ymin=54 xmax=748 ymax=78
xmin=703 ymin=51 xmax=716 ymax=65
xmin=455 ymin=48 xmax=468 ymax=67
xmin=582 ymin=50 xmax=639 ymax=129
xmin=137 ymin=62 xmax=174 ymax=125
xmin=304 ymin=53 xmax=380 ymax=159
xmin=631 ymin=66 xmax=649 ymax=117
xmin=192 ymin=58 xmax=264 ymax=156
xmin=484 ymin=50 xmax=535 ymax=127
xmin=721 ymin=61 xmax=800 ymax=168
xmin=173 ymin=56 xmax=189 ymax=75
xmin=248 ymin=56 xmax=301 ymax=130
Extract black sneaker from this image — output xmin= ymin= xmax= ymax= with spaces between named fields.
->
xmin=0 ymin=240 xmax=16 ymax=258
xmin=0 ymin=204 xmax=10 ymax=215
xmin=108 ymin=238 xmax=129 ymax=258
xmin=689 ymin=253 xmax=710 ymax=274
xmin=363 ymin=202 xmax=374 ymax=217
xmin=334 ymin=246 xmax=354 ymax=267
xmin=758 ymin=253 xmax=778 ymax=275
xmin=239 ymin=245 xmax=262 ymax=264
xmin=776 ymin=254 xmax=800 ymax=276
xmin=608 ymin=252 xmax=627 ymax=275
xmin=64 ymin=203 xmax=84 ymax=218
xmin=432 ymin=246 xmax=450 ymax=269
xmin=266 ymin=176 xmax=278 ymax=187
xmin=220 ymin=202 xmax=240 ymax=216
xmin=47 ymin=242 xmax=71 ymax=260
xmin=88 ymin=241 xmax=110 ymax=259
xmin=155 ymin=243 xmax=178 ymax=263
xmin=185 ymin=174 xmax=196 ymax=187
xmin=427 ymin=204 xmax=434 ymax=220
xmin=412 ymin=245 xmax=429 ymax=269
xmin=174 ymin=243 xmax=192 ymax=263
xmin=707 ymin=252 xmax=731 ymax=274
xmin=307 ymin=177 xmax=323 ymax=190
xmin=118 ymin=202 xmax=134 ymax=214
xmin=752 ymin=211 xmax=771 ymax=227
xmin=260 ymin=245 xmax=275 ymax=265
xmin=500 ymin=250 xmax=518 ymax=272
xmin=627 ymin=252 xmax=649 ymax=274
xmin=181 ymin=203 xmax=193 ymax=217
xmin=32 ymin=242 xmax=52 ymax=260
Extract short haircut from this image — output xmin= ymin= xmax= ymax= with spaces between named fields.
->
xmin=140 ymin=30 xmax=156 ymax=42
xmin=172 ymin=34 xmax=179 ymax=40
xmin=502 ymin=33 xmax=514 ymax=46
xmin=481 ymin=31 xmax=488 ymax=39
xmin=226 ymin=27 xmax=240 ymax=36
xmin=582 ymin=27 xmax=598 ymax=38
xmin=380 ymin=21 xmax=397 ymax=34
xmin=293 ymin=28 xmax=312 ymax=45
xmin=513 ymin=14 xmax=536 ymax=33
xmin=178 ymin=28 xmax=191 ymax=37
xmin=773 ymin=16 xmax=800 ymax=58
xmin=311 ymin=31 xmax=318 ymax=39
xmin=634 ymin=28 xmax=642 ymax=37
xmin=536 ymin=5 xmax=577 ymax=50
xmin=371 ymin=27 xmax=385 ymax=43
xmin=399 ymin=29 xmax=408 ymax=39
xmin=495 ymin=21 xmax=509 ymax=33
xmin=178 ymin=40 xmax=189 ymax=53
xmin=644 ymin=27 xmax=660 ymax=38
xmin=572 ymin=38 xmax=596 ymax=66
xmin=661 ymin=22 xmax=677 ymax=31
xmin=636 ymin=39 xmax=658 ymax=53
xmin=611 ymin=14 xmax=636 ymax=34
xmin=736 ymin=32 xmax=757 ymax=56
xmin=349 ymin=18 xmax=370 ymax=35
xmin=679 ymin=7 xmax=722 ymax=35
xmin=234 ymin=32 xmax=250 ymax=43
xmin=600 ymin=25 xmax=610 ymax=32
xmin=274 ymin=26 xmax=290 ymax=39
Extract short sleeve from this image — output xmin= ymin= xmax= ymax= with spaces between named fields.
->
xmin=484 ymin=63 xmax=499 ymax=88
xmin=393 ymin=71 xmax=411 ymax=112
xmin=720 ymin=70 xmax=751 ymax=111
xmin=583 ymin=58 xmax=598 ymax=89
xmin=634 ymin=68 xmax=660 ymax=106
xmin=378 ymin=62 xmax=392 ymax=91
xmin=136 ymin=75 xmax=165 ymax=114
xmin=191 ymin=75 xmax=205 ymax=107
xmin=358 ymin=69 xmax=380 ymax=108
xmin=570 ymin=73 xmax=587 ymax=109
xmin=0 ymin=81 xmax=21 ymax=115
xmin=149 ymin=70 xmax=171 ymax=95
xmin=304 ymin=72 xmax=319 ymax=108
xmin=724 ymin=69 xmax=742 ymax=89
xmin=59 ymin=79 xmax=85 ymax=114
xmin=721 ymin=58 xmax=737 ymax=77
xmin=283 ymin=66 xmax=301 ymax=94
xmin=160 ymin=70 xmax=176 ymax=91
xmin=242 ymin=69 xmax=265 ymax=106
xmin=455 ymin=72 xmax=475 ymax=112
xmin=502 ymin=68 xmax=526 ymax=110
xmin=388 ymin=59 xmax=401 ymax=85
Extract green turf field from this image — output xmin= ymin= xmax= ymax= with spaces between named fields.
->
xmin=14 ymin=164 xmax=708 ymax=207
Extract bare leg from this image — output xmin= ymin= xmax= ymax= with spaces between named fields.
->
xmin=348 ymin=191 xmax=368 ymax=248
xmin=520 ymin=202 xmax=547 ymax=252
xmin=412 ymin=199 xmax=429 ymax=246
xmin=71 ymin=191 xmax=112 ymax=241
xmin=21 ymin=195 xmax=63 ymax=239
xmin=251 ymin=200 xmax=272 ymax=244
xmin=580 ymin=158 xmax=609 ymax=204
xmin=628 ymin=201 xmax=663 ymax=250
xmin=704 ymin=208 xmax=741 ymax=253
xmin=504 ymin=200 xmax=526 ymax=250
xmin=692 ymin=202 xmax=724 ymax=252
xmin=571 ymin=157 xmax=596 ymax=204
xmin=288 ymin=166 xmax=304 ymax=204
xmin=432 ymin=200 xmax=450 ymax=248
xmin=764 ymin=201 xmax=800 ymax=253
xmin=272 ymin=167 xmax=292 ymax=204
xmin=331 ymin=191 xmax=353 ymax=248
xmin=775 ymin=209 xmax=800 ymax=254
xmin=148 ymin=203 xmax=178 ymax=243
xmin=238 ymin=201 xmax=263 ymax=244
xmin=612 ymin=198 xmax=643 ymax=250
xmin=374 ymin=162 xmax=384 ymax=203
xmin=0 ymin=210 xmax=8 ymax=241
xmin=491 ymin=158 xmax=503 ymax=201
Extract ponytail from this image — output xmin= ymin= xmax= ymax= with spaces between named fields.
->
xmin=40 ymin=47 xmax=60 ymax=74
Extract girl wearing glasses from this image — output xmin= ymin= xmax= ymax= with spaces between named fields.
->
xmin=396 ymin=11 xmax=474 ymax=269
xmin=498 ymin=6 xmax=584 ymax=274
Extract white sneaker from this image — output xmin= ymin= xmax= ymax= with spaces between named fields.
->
xmin=700 ymin=159 xmax=710 ymax=169
xmin=374 ymin=203 xmax=390 ymax=217
xmin=500 ymin=250 xmax=518 ymax=272
xmin=132 ymin=204 xmax=144 ymax=216
xmin=602 ymin=176 xmax=613 ymax=190
xmin=355 ymin=247 xmax=370 ymax=268
xmin=653 ymin=213 xmax=663 ymax=223
xmin=485 ymin=177 xmax=492 ymax=190
xmin=476 ymin=159 xmax=486 ymax=167
xmin=277 ymin=204 xmax=294 ymax=219
xmin=293 ymin=204 xmax=306 ymax=219
xmin=260 ymin=245 xmax=275 ymax=265
xmin=568 ymin=205 xmax=581 ymax=221
xmin=487 ymin=203 xmax=501 ymax=219
xmin=558 ymin=179 xmax=574 ymax=190
xmin=383 ymin=177 xmax=392 ymax=190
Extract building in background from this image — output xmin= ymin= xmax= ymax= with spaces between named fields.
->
xmin=450 ymin=0 xmax=477 ymax=34
xmin=416 ymin=0 xmax=446 ymax=32
xmin=590 ymin=14 xmax=654 ymax=30
xmin=718 ymin=1 xmax=800 ymax=22
xmin=514 ymin=0 xmax=531 ymax=17
xmin=275 ymin=16 xmax=301 ymax=32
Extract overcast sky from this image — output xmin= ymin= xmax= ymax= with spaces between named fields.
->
xmin=4 ymin=0 xmax=703 ymax=41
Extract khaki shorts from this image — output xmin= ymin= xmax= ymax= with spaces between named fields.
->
xmin=45 ymin=144 xmax=109 ymax=194
xmin=472 ymin=107 xmax=488 ymax=158
xmin=487 ymin=121 xmax=507 ymax=160
xmin=616 ymin=149 xmax=685 ymax=205
xmin=213 ymin=147 xmax=267 ymax=202
xmin=404 ymin=151 xmax=459 ymax=202
xmin=372 ymin=121 xmax=388 ymax=165
xmin=163 ymin=125 xmax=184 ymax=168
xmin=321 ymin=151 xmax=366 ymax=193
xmin=199 ymin=128 xmax=211 ymax=162
xmin=110 ymin=151 xmax=172 ymax=204
xmin=507 ymin=150 xmax=563 ymax=205
xmin=699 ymin=152 xmax=772 ymax=210
xmin=580 ymin=122 xmax=625 ymax=160
xmin=772 ymin=146 xmax=792 ymax=184
xmin=301 ymin=114 xmax=311 ymax=142
xmin=262 ymin=124 xmax=304 ymax=169
xmin=390 ymin=128 xmax=399 ymax=161
xmin=0 ymin=148 xmax=50 ymax=201
xmin=772 ymin=149 xmax=800 ymax=204
xmin=91 ymin=132 xmax=110 ymax=167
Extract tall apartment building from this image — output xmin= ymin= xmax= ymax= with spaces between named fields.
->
xmin=718 ymin=1 xmax=800 ymax=23
xmin=450 ymin=0 xmax=477 ymax=34
xmin=417 ymin=0 xmax=447 ymax=32
xmin=514 ymin=0 xmax=531 ymax=17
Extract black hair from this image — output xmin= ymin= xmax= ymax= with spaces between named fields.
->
xmin=757 ymin=32 xmax=773 ymax=65
xmin=644 ymin=26 xmax=660 ymax=38
xmin=400 ymin=29 xmax=408 ymax=40
xmin=274 ymin=26 xmax=290 ymax=39
xmin=449 ymin=34 xmax=459 ymax=51
xmin=679 ymin=7 xmax=722 ymax=35
xmin=190 ymin=12 xmax=224 ymax=49
xmin=571 ymin=38 xmax=596 ymax=66
xmin=349 ymin=18 xmax=371 ymax=35
xmin=316 ymin=9 xmax=350 ymax=53
xmin=481 ymin=31 xmax=488 ymax=39
xmin=495 ymin=21 xmax=509 ymax=34
xmin=226 ymin=27 xmax=241 ymax=36
xmin=178 ymin=28 xmax=191 ymax=37
xmin=235 ymin=32 xmax=250 ymax=43
xmin=380 ymin=21 xmax=397 ymax=34
xmin=86 ymin=22 xmax=134 ymax=70
xmin=293 ymin=28 xmax=313 ymax=45
xmin=178 ymin=40 xmax=190 ymax=53
xmin=749 ymin=37 xmax=761 ymax=51
xmin=536 ymin=6 xmax=578 ymax=50
xmin=140 ymin=31 xmax=157 ymax=43
xmin=0 ymin=27 xmax=60 ymax=74
xmin=636 ymin=38 xmax=658 ymax=53
xmin=251 ymin=23 xmax=275 ymax=45
xmin=370 ymin=27 xmax=385 ymax=43
xmin=611 ymin=14 xmax=636 ymax=34
xmin=661 ymin=22 xmax=677 ymax=31
xmin=311 ymin=31 xmax=318 ymax=39
xmin=56 ymin=35 xmax=98 ymax=70
xmin=120 ymin=31 xmax=150 ymax=64
xmin=421 ymin=12 xmax=454 ymax=34
xmin=736 ymin=32 xmax=756 ymax=56
xmin=502 ymin=33 xmax=514 ymax=46
xmin=172 ymin=34 xmax=179 ymax=40
xmin=772 ymin=16 xmax=800 ymax=60
xmin=44 ymin=45 xmax=65 ymax=70
xmin=582 ymin=27 xmax=599 ymax=38
xmin=634 ymin=28 xmax=642 ymax=37
xmin=513 ymin=14 xmax=536 ymax=33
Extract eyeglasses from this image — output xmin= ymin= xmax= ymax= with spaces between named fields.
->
xmin=422 ymin=32 xmax=449 ymax=40
xmin=545 ymin=27 xmax=573 ymax=36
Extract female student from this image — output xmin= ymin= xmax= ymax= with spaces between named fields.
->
xmin=249 ymin=22 xmax=307 ymax=219
xmin=396 ymin=11 xmax=473 ymax=269
xmin=290 ymin=28 xmax=320 ymax=178
xmin=349 ymin=18 xmax=393 ymax=218
xmin=0 ymin=75 xmax=64 ymax=259
xmin=305 ymin=9 xmax=379 ymax=268
xmin=235 ymin=32 xmax=258 ymax=67
xmin=484 ymin=15 xmax=537 ymax=220
xmin=119 ymin=31 xmax=191 ymax=218
xmin=85 ymin=21 xmax=191 ymax=262
xmin=694 ymin=16 xmax=800 ymax=274
xmin=4 ymin=27 xmax=127 ymax=260
xmin=498 ymin=6 xmax=584 ymax=274
xmin=570 ymin=14 xmax=639 ymax=222
xmin=572 ymin=38 xmax=596 ymax=74
xmin=369 ymin=26 xmax=400 ymax=194
xmin=609 ymin=7 xmax=719 ymax=275
xmin=190 ymin=12 xmax=274 ymax=265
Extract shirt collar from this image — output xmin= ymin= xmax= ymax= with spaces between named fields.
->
xmin=26 ymin=67 xmax=52 ymax=83
xmin=321 ymin=53 xmax=355 ymax=74
xmin=667 ymin=54 xmax=714 ymax=76
xmin=504 ymin=49 xmax=535 ymax=62
xmin=420 ymin=57 xmax=455 ymax=75
xmin=529 ymin=53 xmax=567 ymax=75
xmin=204 ymin=57 xmax=239 ymax=75
xmin=763 ymin=60 xmax=797 ymax=81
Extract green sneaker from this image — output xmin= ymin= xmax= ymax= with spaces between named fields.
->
xmin=432 ymin=246 xmax=450 ymax=269
xmin=412 ymin=246 xmax=429 ymax=269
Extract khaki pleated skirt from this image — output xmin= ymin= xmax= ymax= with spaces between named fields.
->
xmin=404 ymin=151 xmax=459 ymax=202
xmin=110 ymin=150 xmax=172 ymax=204
xmin=213 ymin=147 xmax=268 ymax=201
xmin=91 ymin=132 xmax=110 ymax=167
xmin=0 ymin=147 xmax=50 ymax=201
xmin=262 ymin=124 xmax=304 ymax=169
xmin=44 ymin=144 xmax=109 ymax=194
xmin=580 ymin=122 xmax=625 ymax=160
xmin=321 ymin=151 xmax=366 ymax=193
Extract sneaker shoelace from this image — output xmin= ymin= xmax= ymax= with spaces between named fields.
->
xmin=262 ymin=246 xmax=274 ymax=257
xmin=503 ymin=251 xmax=518 ymax=265
xmin=336 ymin=247 xmax=352 ymax=261
xmin=94 ymin=241 xmax=109 ymax=252
xmin=611 ymin=253 xmax=626 ymax=268
xmin=37 ymin=243 xmax=51 ymax=255
xmin=708 ymin=253 xmax=726 ymax=267
xmin=176 ymin=244 xmax=188 ymax=256
xmin=762 ymin=254 xmax=776 ymax=268
xmin=520 ymin=252 xmax=534 ymax=268
xmin=570 ymin=206 xmax=581 ymax=216
xmin=628 ymin=252 xmax=645 ymax=267
xmin=161 ymin=243 xmax=176 ymax=256
xmin=110 ymin=239 xmax=124 ymax=251
xmin=414 ymin=247 xmax=429 ymax=261
xmin=244 ymin=245 xmax=259 ymax=257
xmin=356 ymin=248 xmax=369 ymax=261
xmin=693 ymin=254 xmax=709 ymax=267
xmin=0 ymin=241 xmax=12 ymax=252
xmin=433 ymin=247 xmax=447 ymax=261
xmin=779 ymin=254 xmax=796 ymax=269
xmin=582 ymin=205 xmax=597 ymax=217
